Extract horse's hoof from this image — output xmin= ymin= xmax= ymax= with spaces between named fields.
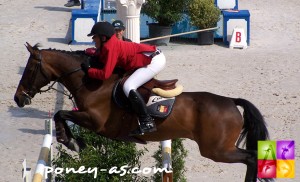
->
xmin=76 ymin=137 xmax=87 ymax=150
xmin=67 ymin=138 xmax=81 ymax=153
xmin=56 ymin=133 xmax=68 ymax=143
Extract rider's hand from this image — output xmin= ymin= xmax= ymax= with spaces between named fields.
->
xmin=85 ymin=48 xmax=96 ymax=56
xmin=81 ymin=63 xmax=90 ymax=75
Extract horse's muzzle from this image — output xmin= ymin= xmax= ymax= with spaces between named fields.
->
xmin=14 ymin=94 xmax=31 ymax=107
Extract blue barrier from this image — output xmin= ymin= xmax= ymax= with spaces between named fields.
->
xmin=82 ymin=0 xmax=100 ymax=10
xmin=71 ymin=0 xmax=239 ymax=44
xmin=71 ymin=0 xmax=99 ymax=44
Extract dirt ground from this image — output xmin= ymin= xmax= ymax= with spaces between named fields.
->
xmin=0 ymin=0 xmax=299 ymax=181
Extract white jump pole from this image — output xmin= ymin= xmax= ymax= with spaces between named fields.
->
xmin=140 ymin=27 xmax=219 ymax=43
xmin=161 ymin=140 xmax=173 ymax=182
xmin=45 ymin=119 xmax=53 ymax=181
xmin=45 ymin=119 xmax=53 ymax=164
xmin=32 ymin=134 xmax=52 ymax=182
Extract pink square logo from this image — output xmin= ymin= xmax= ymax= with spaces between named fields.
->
xmin=258 ymin=160 xmax=276 ymax=178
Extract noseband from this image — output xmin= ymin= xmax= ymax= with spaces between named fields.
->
xmin=22 ymin=52 xmax=49 ymax=98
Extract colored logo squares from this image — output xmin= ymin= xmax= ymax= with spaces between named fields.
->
xmin=277 ymin=140 xmax=295 ymax=159
xmin=257 ymin=140 xmax=295 ymax=179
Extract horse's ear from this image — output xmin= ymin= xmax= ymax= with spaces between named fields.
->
xmin=25 ymin=42 xmax=34 ymax=54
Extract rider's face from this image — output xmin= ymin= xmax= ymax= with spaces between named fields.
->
xmin=92 ymin=35 xmax=101 ymax=49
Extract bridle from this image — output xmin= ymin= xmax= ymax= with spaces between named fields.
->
xmin=23 ymin=50 xmax=82 ymax=105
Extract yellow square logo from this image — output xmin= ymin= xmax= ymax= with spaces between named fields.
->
xmin=276 ymin=160 xmax=295 ymax=178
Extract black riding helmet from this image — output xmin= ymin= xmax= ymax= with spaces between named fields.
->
xmin=87 ymin=21 xmax=115 ymax=39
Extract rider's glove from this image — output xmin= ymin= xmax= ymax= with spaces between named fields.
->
xmin=85 ymin=48 xmax=96 ymax=56
xmin=81 ymin=62 xmax=90 ymax=75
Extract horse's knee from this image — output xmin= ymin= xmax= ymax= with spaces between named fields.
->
xmin=54 ymin=111 xmax=70 ymax=142
xmin=54 ymin=110 xmax=68 ymax=121
xmin=54 ymin=111 xmax=62 ymax=121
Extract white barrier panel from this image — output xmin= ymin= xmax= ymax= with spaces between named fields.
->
xmin=215 ymin=0 xmax=238 ymax=10
xmin=230 ymin=27 xmax=247 ymax=49
xmin=32 ymin=134 xmax=52 ymax=182
xmin=22 ymin=159 xmax=32 ymax=182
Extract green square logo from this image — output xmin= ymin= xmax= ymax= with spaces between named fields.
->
xmin=258 ymin=141 xmax=276 ymax=160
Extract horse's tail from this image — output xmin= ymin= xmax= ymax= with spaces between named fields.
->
xmin=233 ymin=98 xmax=270 ymax=150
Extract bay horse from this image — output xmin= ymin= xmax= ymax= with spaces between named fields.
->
xmin=14 ymin=43 xmax=272 ymax=182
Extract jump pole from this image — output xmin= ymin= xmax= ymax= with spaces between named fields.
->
xmin=32 ymin=119 xmax=53 ymax=182
xmin=161 ymin=140 xmax=173 ymax=182
xmin=32 ymin=134 xmax=52 ymax=182
xmin=45 ymin=119 xmax=53 ymax=164
xmin=140 ymin=27 xmax=219 ymax=43
xmin=44 ymin=119 xmax=53 ymax=181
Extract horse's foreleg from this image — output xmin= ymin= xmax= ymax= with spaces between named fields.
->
xmin=54 ymin=110 xmax=94 ymax=152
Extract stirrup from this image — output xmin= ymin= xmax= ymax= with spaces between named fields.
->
xmin=129 ymin=121 xmax=157 ymax=136
xmin=129 ymin=127 xmax=144 ymax=136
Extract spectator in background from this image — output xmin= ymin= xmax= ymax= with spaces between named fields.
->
xmin=112 ymin=20 xmax=132 ymax=42
xmin=64 ymin=0 xmax=80 ymax=7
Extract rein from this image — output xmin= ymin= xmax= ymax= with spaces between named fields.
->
xmin=26 ymin=51 xmax=83 ymax=106
xmin=40 ymin=67 xmax=82 ymax=96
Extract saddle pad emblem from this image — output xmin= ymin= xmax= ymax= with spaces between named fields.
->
xmin=157 ymin=105 xmax=168 ymax=113
xmin=146 ymin=95 xmax=175 ymax=118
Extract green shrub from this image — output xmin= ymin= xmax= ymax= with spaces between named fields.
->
xmin=188 ymin=0 xmax=221 ymax=29
xmin=52 ymin=126 xmax=149 ymax=182
xmin=141 ymin=0 xmax=191 ymax=26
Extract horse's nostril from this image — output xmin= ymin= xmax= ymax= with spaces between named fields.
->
xmin=24 ymin=97 xmax=31 ymax=105
xmin=14 ymin=95 xmax=27 ymax=107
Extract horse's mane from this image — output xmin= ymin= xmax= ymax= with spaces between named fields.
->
xmin=31 ymin=43 xmax=125 ymax=75
xmin=33 ymin=43 xmax=85 ymax=55
xmin=32 ymin=43 xmax=88 ymax=63
xmin=45 ymin=48 xmax=86 ymax=56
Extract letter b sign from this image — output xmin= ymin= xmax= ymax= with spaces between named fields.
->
xmin=235 ymin=31 xmax=241 ymax=43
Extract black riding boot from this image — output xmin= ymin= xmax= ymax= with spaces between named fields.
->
xmin=128 ymin=90 xmax=157 ymax=135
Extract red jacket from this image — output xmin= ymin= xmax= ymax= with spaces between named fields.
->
xmin=87 ymin=35 xmax=157 ymax=80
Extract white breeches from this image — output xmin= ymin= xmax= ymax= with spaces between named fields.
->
xmin=123 ymin=52 xmax=166 ymax=97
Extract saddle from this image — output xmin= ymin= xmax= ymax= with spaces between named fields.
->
xmin=88 ymin=58 xmax=182 ymax=118
xmin=112 ymin=76 xmax=181 ymax=118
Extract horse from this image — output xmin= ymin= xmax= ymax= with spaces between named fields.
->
xmin=14 ymin=43 xmax=272 ymax=182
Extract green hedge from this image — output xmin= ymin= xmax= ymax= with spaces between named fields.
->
xmin=52 ymin=127 xmax=149 ymax=181
xmin=52 ymin=126 xmax=187 ymax=181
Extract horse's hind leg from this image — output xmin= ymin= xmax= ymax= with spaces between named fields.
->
xmin=236 ymin=148 xmax=258 ymax=182
xmin=232 ymin=149 xmax=274 ymax=182
xmin=198 ymin=141 xmax=258 ymax=182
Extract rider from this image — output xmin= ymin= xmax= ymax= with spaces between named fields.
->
xmin=82 ymin=22 xmax=166 ymax=135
